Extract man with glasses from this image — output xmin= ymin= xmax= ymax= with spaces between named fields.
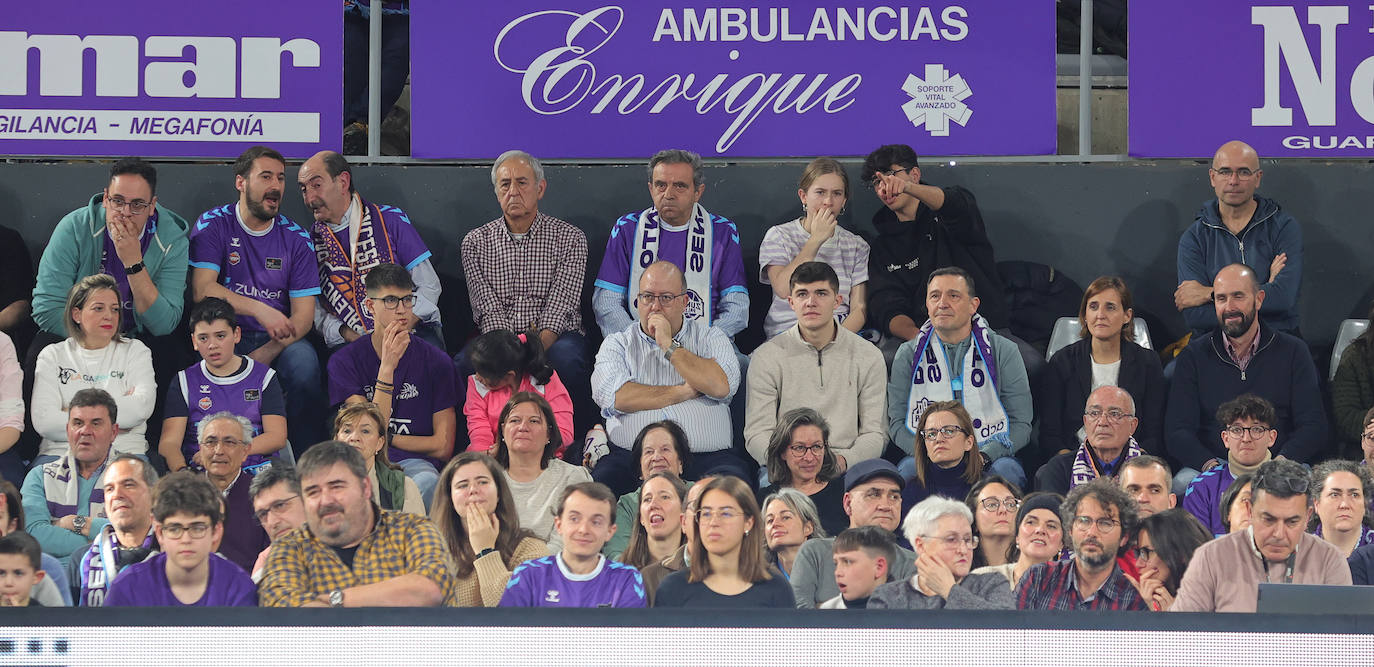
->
xmin=78 ymin=454 xmax=159 ymax=606
xmin=790 ymin=459 xmax=917 ymax=608
xmin=197 ymin=413 xmax=269 ymax=573
xmin=328 ymin=263 xmax=458 ymax=509
xmin=1166 ymin=264 xmax=1325 ymax=494
xmin=871 ymin=496 xmax=1014 ymax=609
xmin=1034 ymin=386 xmax=1143 ymax=495
xmin=1174 ymin=460 xmax=1350 ymax=612
xmin=745 ymin=261 xmax=887 ymax=475
xmin=860 ymin=144 xmax=1011 ymax=357
xmin=591 ymin=261 xmax=747 ymax=495
xmin=191 ymin=146 xmax=326 ymax=452
xmin=1183 ymin=395 xmax=1278 ymax=536
xmin=248 ymin=461 xmax=306 ymax=582
xmin=104 ymin=470 xmax=256 ymax=606
xmin=1175 ymin=140 xmax=1302 ymax=337
xmin=1016 ymin=478 xmax=1148 ymax=610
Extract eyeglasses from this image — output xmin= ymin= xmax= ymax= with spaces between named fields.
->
xmin=253 ymin=495 xmax=302 ymax=524
xmin=979 ymin=497 xmax=1021 ymax=513
xmin=1223 ymin=425 xmax=1273 ymax=439
xmin=106 ymin=196 xmax=151 ymax=214
xmin=921 ymin=425 xmax=968 ymax=441
xmin=1072 ymin=515 xmax=1121 ymax=532
xmin=201 ymin=437 xmax=247 ymax=449
xmin=636 ymin=292 xmax=684 ymax=306
xmin=160 ymin=521 xmax=211 ymax=539
xmin=696 ymin=507 xmax=742 ymax=522
xmin=371 ymin=294 xmax=417 ymax=310
xmin=788 ymin=443 xmax=825 ymax=457
xmin=922 ymin=533 xmax=978 ymax=549
xmin=866 ymin=167 xmax=912 ymax=189
xmin=1362 ymin=430 xmax=1374 ymax=443
xmin=1133 ymin=546 xmax=1157 ymax=561
xmin=1084 ymin=408 xmax=1135 ymax=423
xmin=1254 ymin=472 xmax=1309 ymax=496
xmin=1210 ymin=167 xmax=1258 ymax=180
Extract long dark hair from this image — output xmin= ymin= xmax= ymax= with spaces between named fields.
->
xmin=469 ymin=330 xmax=554 ymax=385
xmin=964 ymin=475 xmax=1024 ymax=568
xmin=619 ymin=471 xmax=688 ymax=569
xmin=432 ymin=452 xmax=537 ymax=578
xmin=764 ymin=408 xmax=838 ymax=487
xmin=493 ymin=392 xmax=561 ymax=470
xmin=1137 ymin=508 xmax=1211 ymax=595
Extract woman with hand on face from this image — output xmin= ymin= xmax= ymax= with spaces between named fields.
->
xmin=432 ymin=452 xmax=549 ymax=607
xmin=758 ymin=157 xmax=870 ymax=340
xmin=654 ymin=476 xmax=796 ymax=608
xmin=965 ymin=476 xmax=1024 ymax=568
xmin=972 ymin=492 xmax=1065 ymax=590
xmin=619 ymin=471 xmax=688 ymax=570
xmin=761 ymin=488 xmax=827 ymax=580
xmin=494 ymin=392 xmax=591 ymax=551
xmin=32 ymin=274 xmax=155 ymax=463
xmin=1129 ymin=508 xmax=1211 ymax=611
xmin=903 ymin=401 xmax=986 ymax=513
xmin=604 ymin=421 xmax=693 ymax=559
xmin=334 ymin=402 xmax=424 ymax=515
xmin=758 ymin=409 xmax=848 ymax=536
xmin=870 ymin=496 xmax=1015 ymax=609
xmin=1309 ymin=460 xmax=1374 ymax=557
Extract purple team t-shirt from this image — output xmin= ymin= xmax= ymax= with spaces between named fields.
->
xmin=104 ymin=552 xmax=257 ymax=607
xmin=101 ymin=211 xmax=157 ymax=334
xmin=498 ymin=555 xmax=646 ymax=608
xmin=189 ymin=204 xmax=321 ymax=333
xmin=326 ymin=334 xmax=458 ymax=466
xmin=593 ymin=211 xmax=748 ymax=319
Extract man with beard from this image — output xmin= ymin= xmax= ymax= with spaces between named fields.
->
xmin=79 ymin=454 xmax=159 ymax=606
xmin=258 ymin=441 xmax=454 ymax=607
xmin=1165 ymin=264 xmax=1325 ymax=494
xmin=190 ymin=146 xmax=326 ymax=452
xmin=1015 ymin=478 xmax=1148 ymax=610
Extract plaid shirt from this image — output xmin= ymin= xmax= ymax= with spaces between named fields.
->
xmin=460 ymin=212 xmax=587 ymax=335
xmin=258 ymin=505 xmax=456 ymax=607
xmin=1014 ymin=558 xmax=1148 ymax=611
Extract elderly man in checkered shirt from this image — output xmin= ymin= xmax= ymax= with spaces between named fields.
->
xmin=458 ymin=150 xmax=592 ymax=443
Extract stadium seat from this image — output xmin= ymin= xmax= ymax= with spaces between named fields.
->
xmin=1330 ymin=319 xmax=1369 ymax=381
xmin=1046 ymin=317 xmax=1153 ymax=360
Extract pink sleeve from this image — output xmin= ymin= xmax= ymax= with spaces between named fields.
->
xmin=464 ymin=376 xmax=495 ymax=453
xmin=0 ymin=333 xmax=22 ymax=431
xmin=544 ymin=372 xmax=575 ymax=458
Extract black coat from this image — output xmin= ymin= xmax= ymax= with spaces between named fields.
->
xmin=1036 ymin=337 xmax=1166 ymax=458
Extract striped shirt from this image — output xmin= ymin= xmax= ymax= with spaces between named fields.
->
xmin=1014 ymin=558 xmax=1148 ymax=611
xmin=460 ymin=212 xmax=587 ymax=335
xmin=591 ymin=318 xmax=739 ymax=452
xmin=758 ymin=219 xmax=870 ymax=339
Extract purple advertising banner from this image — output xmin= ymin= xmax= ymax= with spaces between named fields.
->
xmin=1 ymin=2 xmax=341 ymax=158
xmin=411 ymin=2 xmax=1056 ymax=158
xmin=1132 ymin=1 xmax=1374 ymax=157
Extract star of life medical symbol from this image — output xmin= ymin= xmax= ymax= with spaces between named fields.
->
xmin=901 ymin=64 xmax=972 ymax=137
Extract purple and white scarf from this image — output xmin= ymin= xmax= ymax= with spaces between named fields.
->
xmin=1070 ymin=437 xmax=1143 ymax=489
xmin=41 ymin=451 xmax=112 ymax=519
xmin=906 ymin=314 xmax=1011 ymax=451
xmin=313 ymin=194 xmax=400 ymax=337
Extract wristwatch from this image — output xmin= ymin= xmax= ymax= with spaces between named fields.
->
xmin=663 ymin=340 xmax=683 ymax=361
xmin=72 ymin=515 xmax=88 ymax=534
xmin=123 ymin=261 xmax=146 ymax=275
xmin=329 ymin=589 xmax=344 ymax=607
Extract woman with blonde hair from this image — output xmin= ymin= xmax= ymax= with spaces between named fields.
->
xmin=334 ymin=402 xmax=424 ymax=514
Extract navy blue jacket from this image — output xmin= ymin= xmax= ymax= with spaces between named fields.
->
xmin=1037 ymin=337 xmax=1166 ymax=457
xmin=1164 ymin=322 xmax=1326 ymax=470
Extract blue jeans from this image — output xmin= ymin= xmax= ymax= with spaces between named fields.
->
xmin=397 ymin=457 xmax=438 ymax=512
xmin=237 ymin=331 xmax=327 ymax=457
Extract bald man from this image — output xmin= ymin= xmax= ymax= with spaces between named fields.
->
xmin=1034 ymin=385 xmax=1145 ymax=495
xmin=298 ymin=151 xmax=444 ymax=351
xmin=1175 ymin=140 xmax=1302 ymax=336
xmin=1165 ymin=264 xmax=1325 ymax=493
xmin=590 ymin=261 xmax=749 ymax=495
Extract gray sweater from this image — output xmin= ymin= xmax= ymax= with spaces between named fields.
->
xmin=745 ymin=325 xmax=889 ymax=465
xmin=791 ymin=535 xmax=916 ymax=609
xmin=869 ymin=572 xmax=1015 ymax=610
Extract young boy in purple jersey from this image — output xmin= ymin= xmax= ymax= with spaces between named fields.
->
xmin=499 ymin=482 xmax=646 ymax=608
xmin=158 ymin=298 xmax=287 ymax=473
xmin=105 ymin=471 xmax=256 ymax=607
xmin=189 ymin=146 xmax=327 ymax=454
xmin=328 ymin=263 xmax=457 ymax=510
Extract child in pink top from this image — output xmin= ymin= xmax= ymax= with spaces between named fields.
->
xmin=465 ymin=331 xmax=574 ymax=457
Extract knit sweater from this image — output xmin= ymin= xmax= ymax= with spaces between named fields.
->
xmin=1330 ymin=337 xmax=1374 ymax=453
xmin=452 ymin=535 xmax=549 ymax=607
xmin=505 ymin=459 xmax=592 ymax=552
xmin=745 ymin=324 xmax=888 ymax=466
xmin=869 ymin=571 xmax=1015 ymax=610
xmin=1171 ymin=529 xmax=1350 ymax=612
xmin=32 ymin=337 xmax=156 ymax=458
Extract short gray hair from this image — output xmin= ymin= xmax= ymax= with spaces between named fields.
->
xmin=491 ymin=150 xmax=544 ymax=188
xmin=647 ymin=149 xmax=704 ymax=187
xmin=902 ymin=496 xmax=973 ymax=548
xmin=196 ymin=411 xmax=253 ymax=444
xmin=1253 ymin=459 xmax=1315 ymax=503
xmin=761 ymin=487 xmax=829 ymax=541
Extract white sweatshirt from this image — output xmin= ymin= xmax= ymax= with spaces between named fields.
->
xmin=32 ymin=337 xmax=156 ymax=457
